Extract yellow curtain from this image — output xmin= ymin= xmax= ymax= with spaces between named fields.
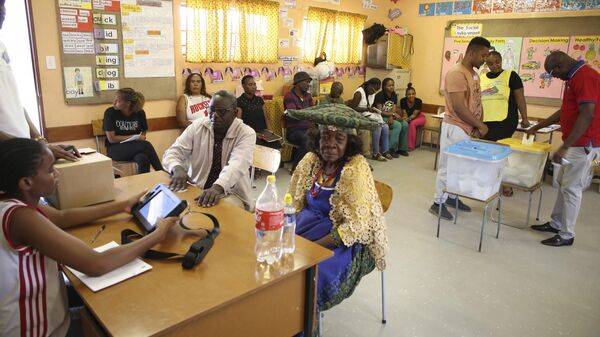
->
xmin=304 ymin=7 xmax=365 ymax=64
xmin=186 ymin=0 xmax=233 ymax=62
xmin=236 ymin=0 xmax=279 ymax=63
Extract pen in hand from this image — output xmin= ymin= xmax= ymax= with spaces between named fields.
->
xmin=90 ymin=225 xmax=106 ymax=244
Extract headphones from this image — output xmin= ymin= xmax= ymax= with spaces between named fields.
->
xmin=121 ymin=211 xmax=220 ymax=270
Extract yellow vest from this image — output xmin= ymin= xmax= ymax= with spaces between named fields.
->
xmin=480 ymin=70 xmax=511 ymax=122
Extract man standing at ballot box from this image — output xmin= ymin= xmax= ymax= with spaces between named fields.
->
xmin=429 ymin=36 xmax=491 ymax=221
xmin=528 ymin=51 xmax=600 ymax=247
xmin=163 ymin=90 xmax=256 ymax=212
xmin=0 ymin=0 xmax=79 ymax=161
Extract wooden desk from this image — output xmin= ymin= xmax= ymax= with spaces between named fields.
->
xmin=65 ymin=171 xmax=333 ymax=337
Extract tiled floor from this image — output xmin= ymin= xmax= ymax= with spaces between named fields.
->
xmin=252 ymin=148 xmax=600 ymax=337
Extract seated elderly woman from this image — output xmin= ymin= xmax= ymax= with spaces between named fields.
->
xmin=286 ymin=104 xmax=388 ymax=313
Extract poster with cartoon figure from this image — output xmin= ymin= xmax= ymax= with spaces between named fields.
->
xmin=485 ymin=37 xmax=523 ymax=73
xmin=64 ymin=67 xmax=94 ymax=98
xmin=518 ymin=37 xmax=569 ymax=98
xmin=568 ymin=36 xmax=600 ymax=73
xmin=440 ymin=37 xmax=469 ymax=91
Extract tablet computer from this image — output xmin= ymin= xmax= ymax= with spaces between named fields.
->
xmin=131 ymin=184 xmax=187 ymax=232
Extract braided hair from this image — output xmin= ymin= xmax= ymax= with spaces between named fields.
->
xmin=0 ymin=138 xmax=47 ymax=197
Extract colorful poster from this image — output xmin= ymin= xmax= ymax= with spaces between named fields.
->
xmin=487 ymin=37 xmax=523 ymax=72
xmin=121 ymin=0 xmax=175 ymax=78
xmin=63 ymin=67 xmax=94 ymax=98
xmin=59 ymin=7 xmax=93 ymax=32
xmin=568 ymin=36 xmax=600 ymax=72
xmin=514 ymin=0 xmax=536 ymax=12
xmin=418 ymin=3 xmax=435 ymax=16
xmin=534 ymin=0 xmax=560 ymax=11
xmin=493 ymin=0 xmax=515 ymax=12
xmin=473 ymin=0 xmax=494 ymax=13
xmin=560 ymin=0 xmax=586 ymax=10
xmin=518 ymin=37 xmax=569 ymax=99
xmin=453 ymin=1 xmax=473 ymax=14
xmin=436 ymin=1 xmax=454 ymax=15
xmin=440 ymin=37 xmax=470 ymax=91
xmin=586 ymin=0 xmax=600 ymax=9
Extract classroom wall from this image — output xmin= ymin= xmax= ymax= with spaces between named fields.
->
xmin=391 ymin=4 xmax=600 ymax=119
xmin=30 ymin=0 xmax=399 ymax=135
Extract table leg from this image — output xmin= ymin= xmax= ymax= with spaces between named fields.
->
xmin=496 ymin=196 xmax=502 ymax=239
xmin=454 ymin=197 xmax=458 ymax=224
xmin=526 ymin=190 xmax=533 ymax=228
xmin=436 ymin=202 xmax=442 ymax=237
xmin=479 ymin=203 xmax=488 ymax=252
xmin=304 ymin=266 xmax=317 ymax=336
xmin=536 ymin=187 xmax=543 ymax=222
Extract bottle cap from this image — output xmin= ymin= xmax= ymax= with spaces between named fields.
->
xmin=284 ymin=193 xmax=293 ymax=205
xmin=267 ymin=175 xmax=276 ymax=183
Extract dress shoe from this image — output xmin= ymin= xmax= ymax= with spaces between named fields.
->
xmin=541 ymin=235 xmax=574 ymax=247
xmin=531 ymin=222 xmax=559 ymax=233
xmin=445 ymin=198 xmax=471 ymax=212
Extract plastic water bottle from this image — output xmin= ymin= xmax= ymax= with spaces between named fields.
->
xmin=282 ymin=193 xmax=296 ymax=254
xmin=255 ymin=175 xmax=283 ymax=264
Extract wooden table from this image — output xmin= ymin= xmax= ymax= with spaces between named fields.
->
xmin=65 ymin=171 xmax=333 ymax=337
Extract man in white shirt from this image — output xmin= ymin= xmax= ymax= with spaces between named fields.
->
xmin=0 ymin=1 xmax=79 ymax=161
xmin=163 ymin=90 xmax=256 ymax=211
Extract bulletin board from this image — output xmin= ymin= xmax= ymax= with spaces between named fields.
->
xmin=440 ymin=16 xmax=600 ymax=106
xmin=55 ymin=0 xmax=176 ymax=105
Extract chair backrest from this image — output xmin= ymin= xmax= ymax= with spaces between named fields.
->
xmin=374 ymin=180 xmax=393 ymax=213
xmin=253 ymin=145 xmax=281 ymax=174
xmin=91 ymin=119 xmax=105 ymax=152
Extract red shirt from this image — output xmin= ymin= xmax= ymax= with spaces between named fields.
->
xmin=560 ymin=62 xmax=600 ymax=147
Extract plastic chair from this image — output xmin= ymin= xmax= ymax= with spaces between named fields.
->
xmin=91 ymin=119 xmax=138 ymax=176
xmin=250 ymin=145 xmax=281 ymax=188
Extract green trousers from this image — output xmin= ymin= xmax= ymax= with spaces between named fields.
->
xmin=389 ymin=120 xmax=408 ymax=152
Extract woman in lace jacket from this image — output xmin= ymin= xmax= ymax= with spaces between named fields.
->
xmin=287 ymin=124 xmax=388 ymax=312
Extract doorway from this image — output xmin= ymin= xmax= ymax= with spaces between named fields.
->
xmin=0 ymin=0 xmax=41 ymax=132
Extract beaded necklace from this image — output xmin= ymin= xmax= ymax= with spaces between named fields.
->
xmin=309 ymin=164 xmax=341 ymax=198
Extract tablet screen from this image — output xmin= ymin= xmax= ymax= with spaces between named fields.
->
xmin=138 ymin=189 xmax=181 ymax=228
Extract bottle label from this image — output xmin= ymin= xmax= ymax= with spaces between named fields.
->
xmin=255 ymin=209 xmax=284 ymax=231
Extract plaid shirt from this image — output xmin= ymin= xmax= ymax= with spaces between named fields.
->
xmin=284 ymin=89 xmax=314 ymax=129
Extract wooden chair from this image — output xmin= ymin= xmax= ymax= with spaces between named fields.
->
xmin=250 ymin=145 xmax=281 ymax=189
xmin=319 ymin=180 xmax=393 ymax=336
xmin=91 ymin=119 xmax=138 ymax=177
xmin=374 ymin=180 xmax=392 ymax=324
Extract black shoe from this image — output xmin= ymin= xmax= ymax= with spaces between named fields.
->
xmin=541 ymin=235 xmax=574 ymax=247
xmin=389 ymin=151 xmax=400 ymax=158
xmin=429 ymin=203 xmax=453 ymax=221
xmin=397 ymin=150 xmax=409 ymax=157
xmin=445 ymin=198 xmax=471 ymax=212
xmin=531 ymin=222 xmax=560 ymax=233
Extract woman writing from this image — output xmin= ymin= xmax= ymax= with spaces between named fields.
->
xmin=287 ymin=111 xmax=387 ymax=315
xmin=374 ymin=78 xmax=409 ymax=157
xmin=175 ymin=73 xmax=212 ymax=128
xmin=0 ymin=138 xmax=178 ymax=337
xmin=103 ymin=88 xmax=163 ymax=174
xmin=480 ymin=51 xmax=530 ymax=196
xmin=348 ymin=78 xmax=392 ymax=161
xmin=400 ymin=83 xmax=426 ymax=151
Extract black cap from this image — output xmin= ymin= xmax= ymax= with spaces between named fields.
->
xmin=293 ymin=71 xmax=312 ymax=85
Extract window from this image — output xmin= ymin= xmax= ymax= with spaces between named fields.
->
xmin=303 ymin=7 xmax=366 ymax=64
xmin=183 ymin=0 xmax=278 ymax=63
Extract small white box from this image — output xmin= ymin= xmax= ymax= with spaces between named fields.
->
xmin=46 ymin=152 xmax=114 ymax=209
xmin=446 ymin=140 xmax=512 ymax=200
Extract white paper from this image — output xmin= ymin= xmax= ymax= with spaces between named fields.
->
xmin=78 ymin=147 xmax=97 ymax=154
xmin=66 ymin=241 xmax=153 ymax=292
xmin=120 ymin=133 xmax=141 ymax=143
xmin=284 ymin=18 xmax=294 ymax=28
xmin=279 ymin=39 xmax=290 ymax=48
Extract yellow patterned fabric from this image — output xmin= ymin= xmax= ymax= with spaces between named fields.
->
xmin=186 ymin=0 xmax=278 ymax=63
xmin=303 ymin=7 xmax=366 ymax=64
xmin=235 ymin=0 xmax=278 ymax=63
xmin=287 ymin=152 xmax=387 ymax=270
xmin=387 ymin=33 xmax=413 ymax=70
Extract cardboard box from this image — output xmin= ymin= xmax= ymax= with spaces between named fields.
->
xmin=46 ymin=152 xmax=114 ymax=209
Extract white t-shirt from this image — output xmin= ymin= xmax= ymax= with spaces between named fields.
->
xmin=0 ymin=41 xmax=29 ymax=138
xmin=354 ymin=87 xmax=383 ymax=123
xmin=185 ymin=94 xmax=211 ymax=122
xmin=0 ymin=199 xmax=70 ymax=337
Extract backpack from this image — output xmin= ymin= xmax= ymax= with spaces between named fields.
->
xmin=362 ymin=23 xmax=387 ymax=44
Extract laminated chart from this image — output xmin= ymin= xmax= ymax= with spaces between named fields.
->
xmin=568 ymin=36 xmax=600 ymax=73
xmin=121 ymin=0 xmax=175 ymax=78
xmin=518 ymin=37 xmax=569 ymax=99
